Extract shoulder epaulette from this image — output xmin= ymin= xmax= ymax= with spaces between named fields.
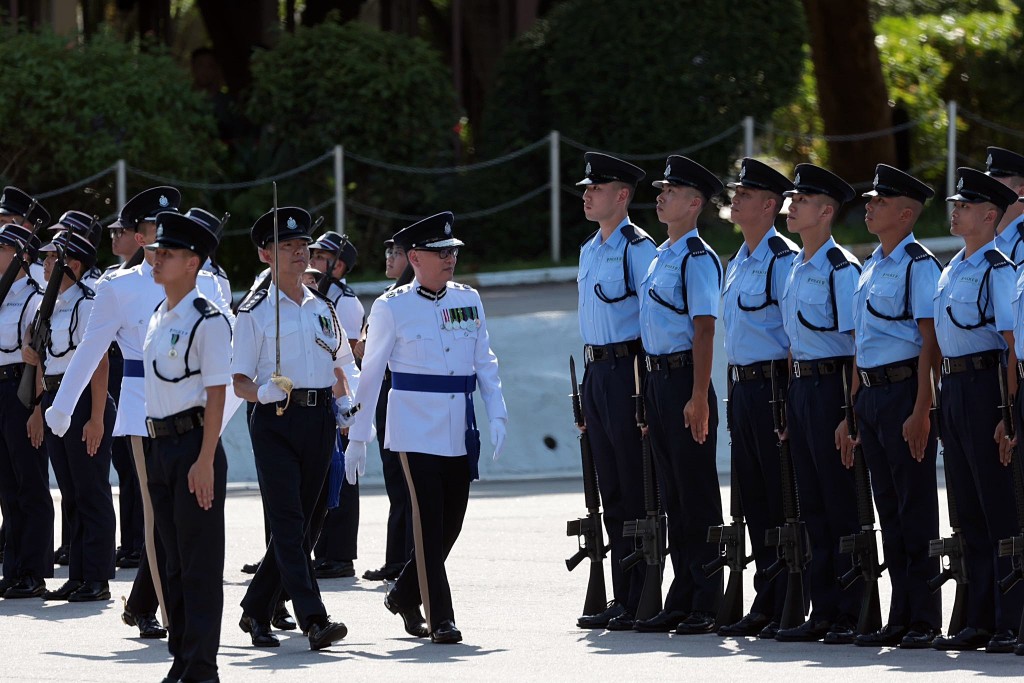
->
xmin=450 ymin=282 xmax=472 ymax=291
xmin=985 ymin=249 xmax=1012 ymax=268
xmin=193 ymin=297 xmax=221 ymax=318
xmin=77 ymin=283 xmax=95 ymax=298
xmin=338 ymin=282 xmax=356 ymax=298
xmin=904 ymin=242 xmax=941 ymax=270
xmin=686 ymin=236 xmax=708 ymax=256
xmin=622 ymin=223 xmax=656 ymax=246
xmin=580 ymin=229 xmax=598 ymax=248
xmin=385 ymin=283 xmax=412 ymax=299
xmin=237 ymin=288 xmax=267 ymax=313
xmin=826 ymin=247 xmax=854 ymax=270
xmin=768 ymin=235 xmax=796 ymax=257
xmin=309 ymin=288 xmax=335 ymax=308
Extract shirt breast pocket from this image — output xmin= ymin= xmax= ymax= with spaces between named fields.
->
xmin=867 ymin=279 xmax=903 ymax=319
xmin=401 ymin=328 xmax=438 ymax=364
xmin=268 ymin=320 xmax=301 ymax=362
xmin=947 ymin=280 xmax=985 ymax=327
xmin=796 ymin=283 xmax=832 ymax=328
xmin=736 ymin=269 xmax=770 ymax=318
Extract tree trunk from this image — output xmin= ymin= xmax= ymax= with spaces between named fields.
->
xmin=196 ymin=0 xmax=273 ymax=98
xmin=802 ymin=0 xmax=896 ymax=186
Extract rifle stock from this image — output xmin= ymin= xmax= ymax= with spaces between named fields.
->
xmin=704 ymin=454 xmax=752 ymax=628
xmin=18 ymin=245 xmax=68 ymax=407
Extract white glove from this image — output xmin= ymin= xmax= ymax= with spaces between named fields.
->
xmin=45 ymin=407 xmax=72 ymax=438
xmin=334 ymin=395 xmax=358 ymax=429
xmin=490 ymin=418 xmax=507 ymax=461
xmin=344 ymin=440 xmax=367 ymax=485
xmin=256 ymin=381 xmax=288 ymax=404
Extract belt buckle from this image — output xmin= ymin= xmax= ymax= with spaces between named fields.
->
xmin=730 ymin=366 xmax=739 ymax=383
xmin=585 ymin=346 xmax=595 ymax=364
xmin=645 ymin=356 xmax=654 ymax=373
xmin=1018 ymin=360 xmax=1024 ymax=379
xmin=146 ymin=419 xmax=156 ymax=439
xmin=792 ymin=361 xmax=802 ymax=379
xmin=859 ymin=370 xmax=871 ymax=388
xmin=307 ymin=389 xmax=317 ymax=407
xmin=941 ymin=357 xmax=951 ymax=375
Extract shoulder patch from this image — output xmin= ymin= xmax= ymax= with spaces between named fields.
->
xmin=338 ymin=282 xmax=356 ymax=298
xmin=77 ymin=283 xmax=96 ymax=298
xmin=385 ymin=283 xmax=412 ymax=299
xmin=686 ymin=236 xmax=708 ymax=256
xmin=767 ymin=235 xmax=795 ymax=257
xmin=450 ymin=282 xmax=472 ymax=291
xmin=826 ymin=247 xmax=853 ymax=270
xmin=237 ymin=288 xmax=267 ymax=313
xmin=193 ymin=297 xmax=221 ymax=318
xmin=985 ymin=249 xmax=1012 ymax=268
xmin=903 ymin=242 xmax=940 ymax=267
xmin=621 ymin=223 xmax=656 ymax=246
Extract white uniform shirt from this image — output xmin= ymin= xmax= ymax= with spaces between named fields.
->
xmin=43 ymin=284 xmax=94 ymax=376
xmin=144 ymin=289 xmax=233 ymax=419
xmin=349 ymin=279 xmax=507 ymax=456
xmin=202 ymin=258 xmax=231 ymax=304
xmin=327 ymin=279 xmax=365 ymax=341
xmin=232 ymin=283 xmax=353 ymax=389
xmin=0 ymin=277 xmax=40 ymax=365
xmin=50 ymin=260 xmax=232 ymax=436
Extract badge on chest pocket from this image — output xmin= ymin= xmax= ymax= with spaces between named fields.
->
xmin=317 ymin=314 xmax=335 ymax=338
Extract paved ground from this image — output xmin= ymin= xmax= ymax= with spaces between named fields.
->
xmin=1 ymin=479 xmax=1020 ymax=681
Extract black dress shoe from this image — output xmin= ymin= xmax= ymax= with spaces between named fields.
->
xmin=823 ymin=616 xmax=858 ymax=645
xmin=577 ymin=601 xmax=625 ymax=629
xmin=899 ymin=625 xmax=939 ymax=649
xmin=43 ymin=580 xmax=84 ymax=601
xmin=430 ymin=619 xmax=463 ymax=644
xmin=116 ymin=550 xmax=141 ymax=569
xmin=776 ymin=618 xmax=832 ymax=642
xmin=315 ymin=560 xmax=355 ymax=579
xmin=122 ymin=600 xmax=168 ymax=639
xmin=272 ymin=601 xmax=297 ymax=630
xmin=758 ymin=621 xmax=781 ymax=639
xmin=855 ymin=623 xmax=908 ymax=647
xmin=54 ymin=545 xmax=69 ymax=566
xmin=239 ymin=614 xmax=280 ymax=647
xmin=986 ymin=629 xmax=1017 ymax=653
xmin=932 ymin=627 xmax=992 ymax=651
xmin=385 ymin=590 xmax=430 ymax=637
xmin=1015 ymin=640 xmax=1024 ymax=656
xmin=718 ymin=612 xmax=771 ymax=637
xmin=240 ymin=560 xmax=261 ymax=575
xmin=362 ymin=563 xmax=405 ymax=581
xmin=69 ymin=581 xmax=111 ymax=602
xmin=0 ymin=576 xmax=16 ymax=596
xmin=675 ymin=611 xmax=716 ymax=635
xmin=308 ymin=619 xmax=348 ymax=650
xmin=5 ymin=576 xmax=45 ymax=599
xmin=606 ymin=611 xmax=636 ymax=631
xmin=635 ymin=609 xmax=689 ymax=633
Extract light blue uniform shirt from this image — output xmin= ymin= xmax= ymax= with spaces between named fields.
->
xmin=638 ymin=228 xmax=722 ymax=355
xmin=996 ymin=214 xmax=1024 ymax=266
xmin=781 ymin=237 xmax=859 ymax=361
xmin=577 ymin=217 xmax=657 ymax=345
xmin=723 ymin=227 xmax=796 ymax=365
xmin=1013 ymin=268 xmax=1024 ymax=358
xmin=853 ymin=233 xmax=940 ymax=368
xmin=935 ymin=241 xmax=1014 ymax=357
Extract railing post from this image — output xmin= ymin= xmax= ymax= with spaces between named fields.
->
xmin=116 ymin=159 xmax=127 ymax=211
xmin=334 ymin=145 xmax=345 ymax=234
xmin=550 ymin=130 xmax=561 ymax=264
xmin=947 ymin=100 xmax=957 ymax=219
xmin=743 ymin=116 xmax=755 ymax=158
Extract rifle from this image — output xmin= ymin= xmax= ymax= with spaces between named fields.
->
xmin=763 ymin=362 xmax=810 ymax=629
xmin=17 ymin=241 xmax=68 ymax=408
xmin=703 ymin=379 xmax=753 ymax=629
xmin=565 ymin=355 xmax=610 ymax=616
xmin=837 ymin=366 xmax=884 ymax=636
xmin=996 ymin=365 xmax=1024 ymax=605
xmin=927 ymin=378 xmax=968 ymax=636
xmin=620 ymin=356 xmax=664 ymax=622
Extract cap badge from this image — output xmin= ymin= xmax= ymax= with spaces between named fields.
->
xmin=794 ymin=173 xmax=801 ymax=186
xmin=957 ymin=177 xmax=964 ymax=192
xmin=0 ymin=194 xmax=6 ymax=204
xmin=664 ymin=164 xmax=672 ymax=179
xmin=444 ymin=222 xmax=452 ymax=235
xmin=158 ymin=195 xmax=169 ymax=208
xmin=873 ymin=174 xmax=879 ymax=188
xmin=739 ymin=165 xmax=746 ymax=180
xmin=585 ymin=162 xmax=592 ymax=176
xmin=286 ymin=217 xmax=298 ymax=229
xmin=987 ymin=154 xmax=994 ymax=168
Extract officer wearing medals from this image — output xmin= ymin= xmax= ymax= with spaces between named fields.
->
xmin=308 ymin=230 xmax=364 ymax=579
xmin=632 ymin=156 xmax=724 ymax=634
xmin=718 ymin=158 xmax=798 ymax=638
xmin=26 ymin=230 xmax=117 ymax=603
xmin=233 ymin=206 xmax=355 ymax=651
xmin=931 ymin=168 xmax=1023 ymax=652
xmin=987 ymin=147 xmax=1024 ymax=266
xmin=44 ymin=186 xmax=231 ymax=639
xmin=143 ymin=211 xmax=232 ymax=682
xmin=840 ymin=165 xmax=942 ymax=648
xmin=0 ymin=219 xmax=52 ymax=598
xmin=574 ymin=152 xmax=657 ymax=630
xmin=345 ymin=211 xmax=507 ymax=644
xmin=776 ymin=163 xmax=863 ymax=643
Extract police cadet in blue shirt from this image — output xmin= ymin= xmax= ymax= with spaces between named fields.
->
xmin=632 ymin=156 xmax=724 ymax=635
xmin=776 ymin=163 xmax=863 ymax=643
xmin=840 ymin=165 xmax=942 ymax=648
xmin=931 ymin=168 xmax=1023 ymax=652
xmin=717 ymin=158 xmax=798 ymax=638
xmin=987 ymin=147 xmax=1024 ymax=266
xmin=574 ymin=152 xmax=658 ymax=630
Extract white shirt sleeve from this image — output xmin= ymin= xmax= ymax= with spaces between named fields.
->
xmin=349 ymin=300 xmax=396 ymax=443
xmin=231 ymin=309 xmax=262 ymax=382
xmin=199 ymin=314 xmax=233 ymax=388
xmin=473 ymin=303 xmax=507 ymax=423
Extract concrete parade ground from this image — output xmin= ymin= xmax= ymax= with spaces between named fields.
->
xmin=1 ymin=478 xmax=1020 ymax=682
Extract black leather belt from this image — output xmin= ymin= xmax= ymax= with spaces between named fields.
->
xmin=941 ymin=351 xmax=1000 ymax=376
xmin=288 ymin=387 xmax=332 ymax=408
xmin=729 ymin=361 xmax=787 ymax=383
xmin=0 ymin=363 xmax=23 ymax=382
xmin=858 ymin=360 xmax=916 ymax=388
xmin=791 ymin=357 xmax=851 ymax=379
xmin=42 ymin=374 xmax=63 ymax=393
xmin=146 ymin=407 xmax=204 ymax=439
xmin=646 ymin=350 xmax=693 ymax=372
xmin=584 ymin=339 xmax=644 ymax=364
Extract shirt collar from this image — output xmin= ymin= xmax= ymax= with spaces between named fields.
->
xmin=748 ymin=227 xmax=780 ymax=262
xmin=804 ymin=236 xmax=839 ymax=273
xmin=141 ymin=260 xmax=153 ymax=277
xmin=56 ymin=283 xmax=85 ymax=305
xmin=870 ymin=232 xmax=916 ymax=266
xmin=160 ymin=288 xmax=201 ymax=320
xmin=664 ymin=227 xmax=700 ymax=254
xmin=268 ymin=282 xmax=315 ymax=306
xmin=964 ymin=240 xmax=998 ymax=267
xmin=596 ymin=217 xmax=631 ymax=247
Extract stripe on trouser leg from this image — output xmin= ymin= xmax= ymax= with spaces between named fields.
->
xmin=399 ymin=451 xmax=432 ymax=630
xmin=130 ymin=435 xmax=168 ymax=627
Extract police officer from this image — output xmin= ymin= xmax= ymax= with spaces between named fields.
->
xmin=184 ymin=207 xmax=232 ymax=297
xmin=573 ymin=152 xmax=657 ymax=630
xmin=631 ymin=156 xmax=724 ymax=634
xmin=0 ymin=220 xmax=52 ymax=598
xmin=716 ymin=158 xmax=798 ymax=638
xmin=776 ymin=163 xmax=863 ymax=643
xmin=233 ymin=206 xmax=354 ymax=651
xmin=345 ymin=211 xmax=508 ymax=644
xmin=27 ymin=231 xmax=117 ymax=602
xmin=0 ymin=186 xmax=51 ymax=285
xmin=840 ymin=165 xmax=942 ymax=648
xmin=308 ymin=230 xmax=364 ymax=579
xmin=44 ymin=186 xmax=230 ymax=638
xmin=987 ymin=147 xmax=1024 ymax=266
xmin=143 ymin=211 xmax=231 ymax=681
xmin=931 ymin=168 xmax=1023 ymax=652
